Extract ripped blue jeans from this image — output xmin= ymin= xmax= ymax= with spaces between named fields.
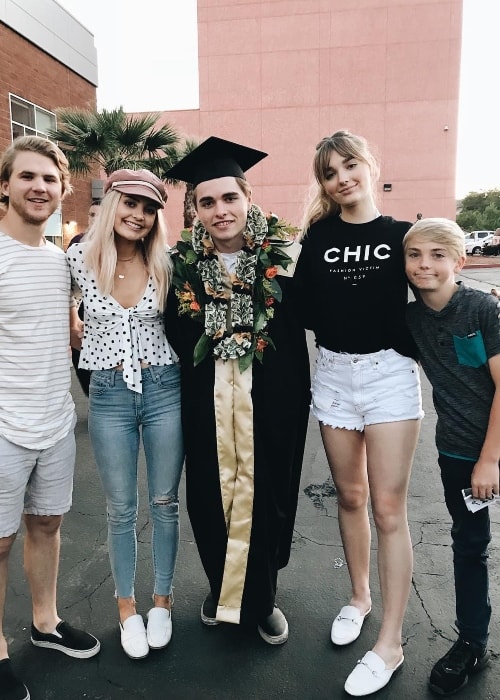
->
xmin=88 ymin=365 xmax=184 ymax=599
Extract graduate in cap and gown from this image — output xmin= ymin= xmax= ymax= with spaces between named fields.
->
xmin=164 ymin=137 xmax=310 ymax=644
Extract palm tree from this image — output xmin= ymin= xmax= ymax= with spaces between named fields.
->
xmin=48 ymin=106 xmax=181 ymax=177
xmin=49 ymin=106 xmax=204 ymax=229
xmin=163 ymin=137 xmax=200 ymax=229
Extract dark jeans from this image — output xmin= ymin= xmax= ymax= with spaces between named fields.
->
xmin=71 ymin=301 xmax=90 ymax=397
xmin=71 ymin=348 xmax=91 ymax=397
xmin=439 ymin=453 xmax=491 ymax=648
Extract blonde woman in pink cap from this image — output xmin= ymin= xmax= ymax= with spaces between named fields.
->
xmin=67 ymin=169 xmax=184 ymax=660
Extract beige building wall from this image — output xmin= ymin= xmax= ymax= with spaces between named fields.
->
xmin=160 ymin=0 xmax=462 ymax=238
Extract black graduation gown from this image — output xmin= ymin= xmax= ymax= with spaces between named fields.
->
xmin=164 ymin=274 xmax=310 ymax=624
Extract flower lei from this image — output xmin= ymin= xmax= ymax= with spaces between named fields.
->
xmin=172 ymin=204 xmax=298 ymax=372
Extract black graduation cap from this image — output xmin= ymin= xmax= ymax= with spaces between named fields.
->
xmin=165 ymin=136 xmax=268 ymax=187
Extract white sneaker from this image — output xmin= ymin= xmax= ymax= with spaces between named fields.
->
xmin=119 ymin=614 xmax=149 ymax=659
xmin=331 ymin=605 xmax=371 ymax=646
xmin=146 ymin=607 xmax=172 ymax=649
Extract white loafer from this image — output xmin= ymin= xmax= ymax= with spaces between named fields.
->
xmin=344 ymin=651 xmax=404 ymax=696
xmin=119 ymin=614 xmax=149 ymax=659
xmin=147 ymin=607 xmax=172 ymax=649
xmin=331 ymin=605 xmax=371 ymax=645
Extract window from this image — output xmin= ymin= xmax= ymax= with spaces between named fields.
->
xmin=45 ymin=213 xmax=63 ymax=249
xmin=9 ymin=96 xmax=62 ymax=246
xmin=9 ymin=95 xmax=56 ymax=140
xmin=45 ymin=208 xmax=63 ymax=248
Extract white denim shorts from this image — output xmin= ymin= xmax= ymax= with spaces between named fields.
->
xmin=311 ymin=346 xmax=424 ymax=431
xmin=0 ymin=428 xmax=75 ymax=538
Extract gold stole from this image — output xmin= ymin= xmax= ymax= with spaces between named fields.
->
xmin=213 ymin=258 xmax=255 ymax=624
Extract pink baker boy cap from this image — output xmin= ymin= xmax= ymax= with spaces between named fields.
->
xmin=104 ymin=168 xmax=167 ymax=208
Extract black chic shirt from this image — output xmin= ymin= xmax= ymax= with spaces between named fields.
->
xmin=295 ymin=215 xmax=417 ymax=359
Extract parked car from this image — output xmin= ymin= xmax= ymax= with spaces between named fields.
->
xmin=464 ymin=230 xmax=495 ymax=255
xmin=482 ymin=234 xmax=500 ymax=256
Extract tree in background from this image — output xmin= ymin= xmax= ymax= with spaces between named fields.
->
xmin=49 ymin=107 xmax=180 ymax=176
xmin=457 ymin=189 xmax=500 ymax=232
xmin=49 ymin=106 xmax=200 ymax=228
xmin=164 ymin=136 xmax=199 ymax=229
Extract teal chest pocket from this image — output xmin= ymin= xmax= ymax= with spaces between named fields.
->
xmin=453 ymin=330 xmax=487 ymax=368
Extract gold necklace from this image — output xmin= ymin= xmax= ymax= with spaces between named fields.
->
xmin=117 ymin=250 xmax=137 ymax=262
xmin=116 ymin=250 xmax=137 ymax=279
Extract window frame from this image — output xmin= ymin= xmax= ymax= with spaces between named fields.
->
xmin=8 ymin=95 xmax=62 ymax=247
xmin=9 ymin=94 xmax=57 ymax=140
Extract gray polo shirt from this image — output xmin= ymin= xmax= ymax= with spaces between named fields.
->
xmin=406 ymin=283 xmax=500 ymax=460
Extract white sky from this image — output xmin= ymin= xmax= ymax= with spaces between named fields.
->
xmin=56 ymin=0 xmax=199 ymax=112
xmin=56 ymin=0 xmax=499 ymax=199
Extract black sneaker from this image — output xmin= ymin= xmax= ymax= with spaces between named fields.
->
xmin=31 ymin=621 xmax=100 ymax=659
xmin=429 ymin=638 xmax=490 ymax=696
xmin=200 ymin=593 xmax=219 ymax=626
xmin=257 ymin=607 xmax=289 ymax=645
xmin=0 ymin=659 xmax=30 ymax=700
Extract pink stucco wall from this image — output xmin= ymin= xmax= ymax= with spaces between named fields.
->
xmin=158 ymin=0 xmax=462 ymax=239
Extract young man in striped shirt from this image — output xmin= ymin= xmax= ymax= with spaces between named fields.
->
xmin=0 ymin=137 xmax=100 ymax=700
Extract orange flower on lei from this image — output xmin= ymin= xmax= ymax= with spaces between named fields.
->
xmin=264 ymin=266 xmax=278 ymax=279
xmin=256 ymin=337 xmax=269 ymax=353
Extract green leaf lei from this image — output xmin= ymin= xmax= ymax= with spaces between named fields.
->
xmin=172 ymin=204 xmax=298 ymax=372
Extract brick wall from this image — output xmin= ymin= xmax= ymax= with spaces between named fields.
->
xmin=0 ymin=23 xmax=99 ymax=235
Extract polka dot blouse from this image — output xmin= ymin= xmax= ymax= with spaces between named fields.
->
xmin=67 ymin=243 xmax=177 ymax=394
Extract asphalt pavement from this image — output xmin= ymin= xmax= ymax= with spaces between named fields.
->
xmin=4 ymin=266 xmax=500 ymax=700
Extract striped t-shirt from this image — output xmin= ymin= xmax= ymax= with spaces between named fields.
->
xmin=0 ymin=231 xmax=75 ymax=449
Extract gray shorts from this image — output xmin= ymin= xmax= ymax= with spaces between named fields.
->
xmin=311 ymin=346 xmax=424 ymax=431
xmin=0 ymin=428 xmax=75 ymax=538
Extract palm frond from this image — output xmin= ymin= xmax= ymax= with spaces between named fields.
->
xmin=50 ymin=106 xmax=187 ymax=180
xmin=161 ymin=137 xmax=201 ymax=186
xmin=180 ymin=137 xmax=200 ymax=157
xmin=143 ymin=128 xmax=179 ymax=154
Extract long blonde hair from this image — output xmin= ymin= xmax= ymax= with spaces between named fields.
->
xmin=301 ymin=130 xmax=380 ymax=233
xmin=84 ymin=190 xmax=171 ymax=310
